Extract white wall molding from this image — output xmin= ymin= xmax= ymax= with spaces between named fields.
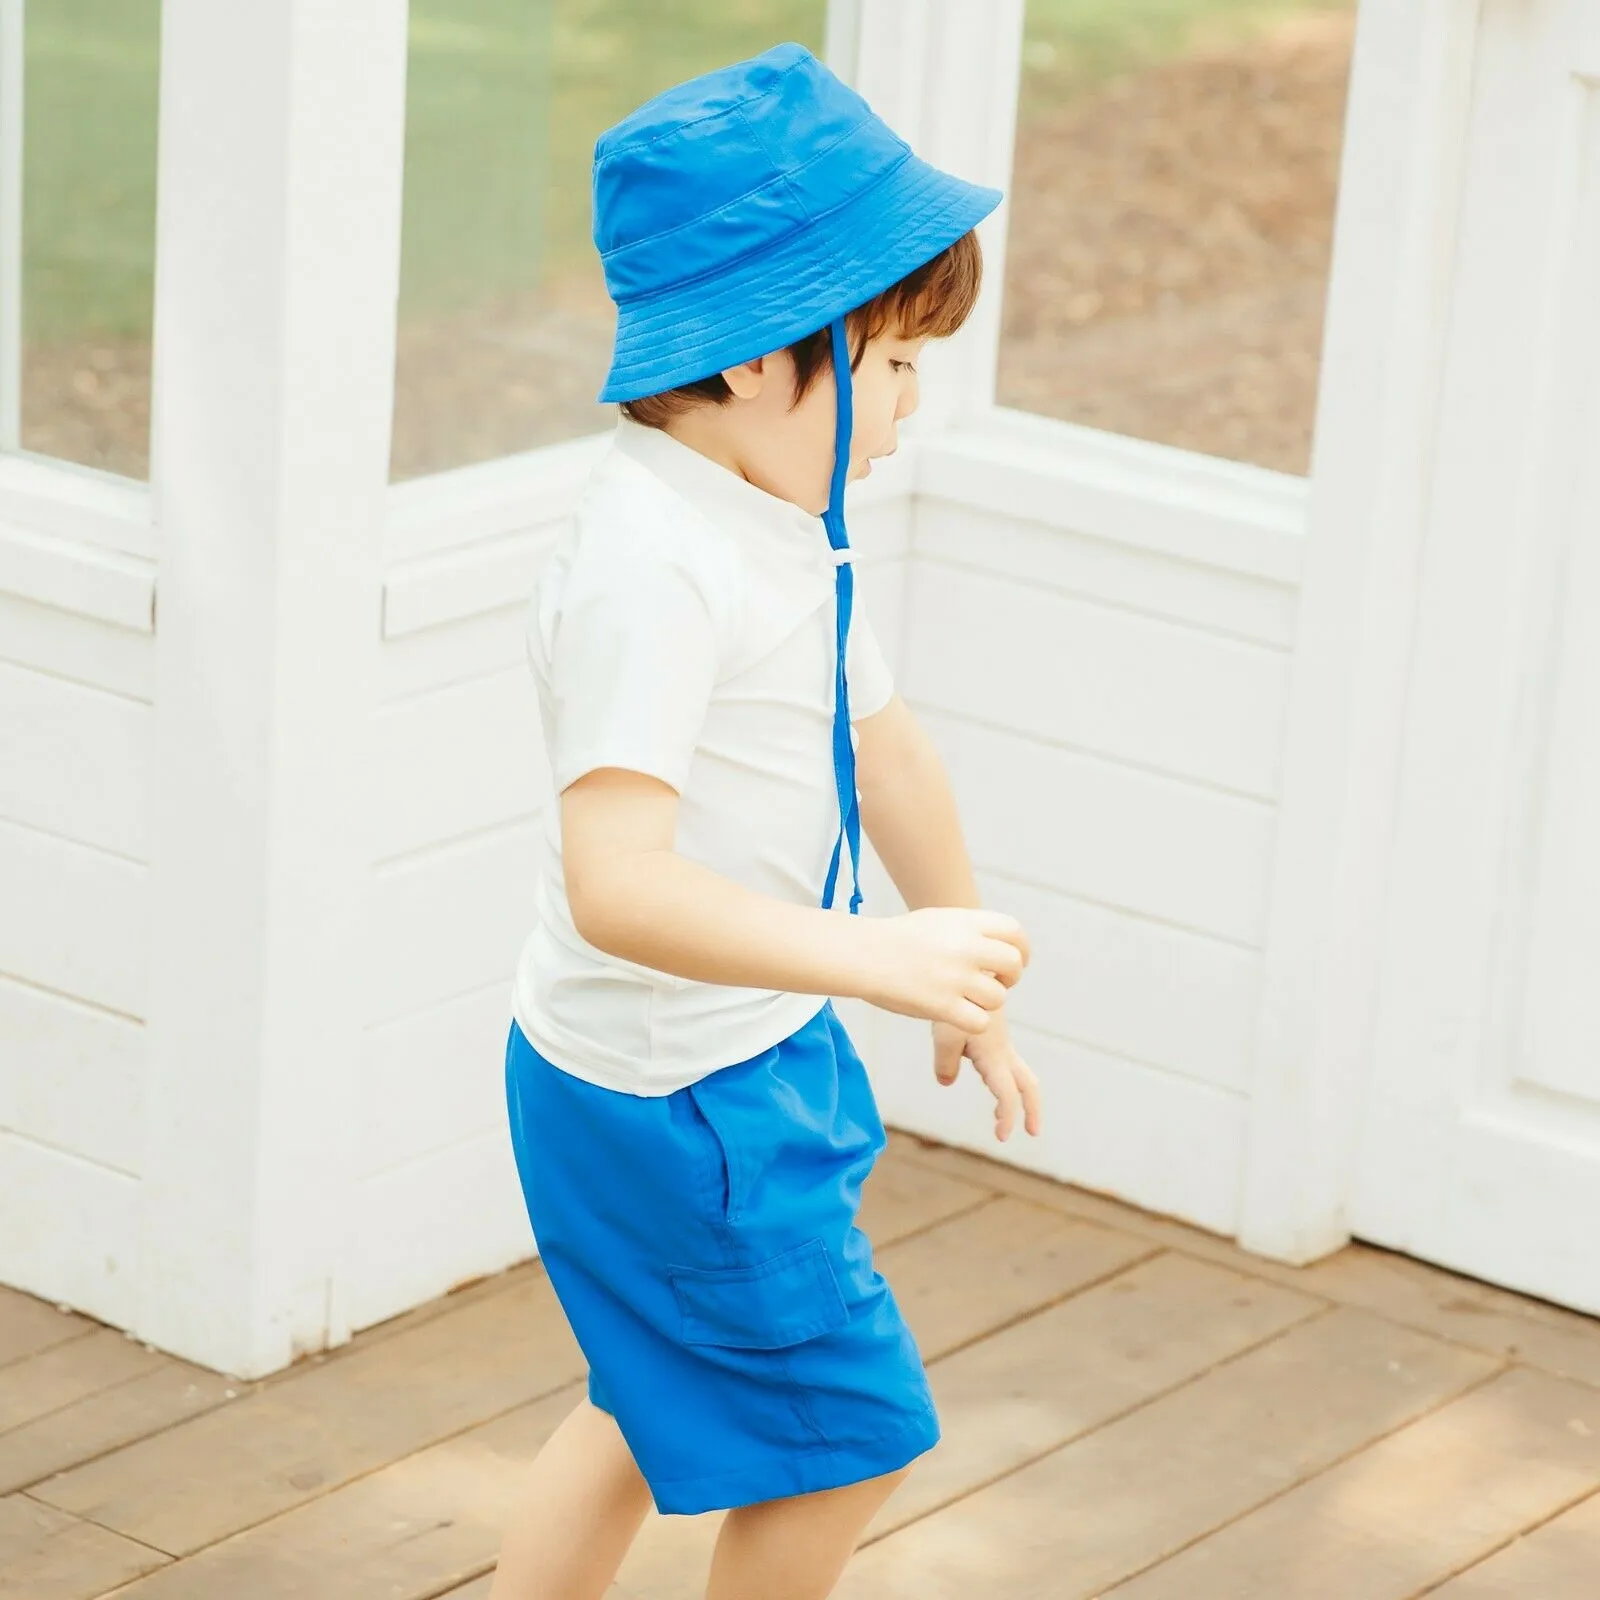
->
xmin=922 ymin=409 xmax=1308 ymax=584
xmin=1237 ymin=0 xmax=1486 ymax=1264
xmin=0 ymin=524 xmax=154 ymax=631
xmin=848 ymin=0 xmax=1026 ymax=431
xmin=140 ymin=0 xmax=410 ymax=1377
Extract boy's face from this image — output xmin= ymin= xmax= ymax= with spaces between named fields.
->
xmin=684 ymin=329 xmax=928 ymax=516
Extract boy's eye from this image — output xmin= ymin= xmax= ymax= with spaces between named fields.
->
xmin=890 ymin=359 xmax=918 ymax=375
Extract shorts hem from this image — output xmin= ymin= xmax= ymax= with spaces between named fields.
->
xmin=647 ymin=1404 xmax=941 ymax=1516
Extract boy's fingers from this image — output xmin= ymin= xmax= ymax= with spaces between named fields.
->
xmin=1019 ymin=1066 xmax=1043 ymax=1136
xmin=992 ymin=1072 xmax=1021 ymax=1142
xmin=967 ymin=972 xmax=1009 ymax=1012
xmin=977 ymin=913 xmax=1031 ymax=968
xmin=933 ymin=1026 xmax=963 ymax=1085
xmin=980 ymin=938 xmax=1026 ymax=986
xmin=947 ymin=998 xmax=990 ymax=1035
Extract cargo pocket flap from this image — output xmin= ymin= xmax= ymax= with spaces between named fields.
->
xmin=669 ymin=1237 xmax=849 ymax=1350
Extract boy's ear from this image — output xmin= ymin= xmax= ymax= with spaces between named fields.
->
xmin=720 ymin=355 xmax=766 ymax=400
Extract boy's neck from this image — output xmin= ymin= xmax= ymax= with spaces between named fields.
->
xmin=658 ymin=414 xmax=752 ymax=488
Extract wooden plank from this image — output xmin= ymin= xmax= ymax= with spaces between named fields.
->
xmin=1109 ymin=1368 xmax=1600 ymax=1598
xmin=914 ymin=499 xmax=1299 ymax=649
xmin=870 ymin=1016 xmax=1248 ymax=1239
xmin=440 ymin=1578 xmax=495 ymax=1600
xmin=0 ymin=818 xmax=147 ymax=1017
xmin=345 ymin=1130 xmax=534 ymax=1336
xmin=33 ymin=1272 xmax=584 ymax=1557
xmin=0 ymin=1135 xmax=139 ymax=1330
xmin=0 ymin=979 xmax=144 ymax=1177
xmin=905 ymin=560 xmax=1291 ymax=798
xmin=876 ymin=1196 xmax=1155 ymax=1361
xmin=922 ymin=711 xmax=1275 ymax=946
xmin=0 ymin=1493 xmax=166 ymax=1598
xmin=366 ymin=821 xmax=539 ymax=1026
xmin=878 ymin=1251 xmax=1320 ymax=1536
xmin=91 ymin=1384 xmax=579 ymax=1600
xmin=976 ymin=873 xmax=1263 ymax=1094
xmin=372 ymin=667 xmax=547 ymax=863
xmin=0 ymin=592 xmax=154 ymax=701
xmin=611 ymin=1510 xmax=722 ymax=1600
xmin=0 ymin=1289 xmax=92 ymax=1371
xmin=856 ymin=1144 xmax=994 ymax=1249
xmin=610 ymin=1251 xmax=1319 ymax=1600
xmin=0 ymin=658 xmax=150 ymax=859
xmin=0 ymin=1329 xmax=164 ymax=1434
xmin=896 ymin=1138 xmax=1600 ymax=1391
xmin=1429 ymin=1490 xmax=1600 ymax=1597
xmin=833 ymin=1308 xmax=1497 ymax=1598
xmin=0 ymin=1360 xmax=237 ymax=1497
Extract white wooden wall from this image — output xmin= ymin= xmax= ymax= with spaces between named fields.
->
xmin=0 ymin=468 xmax=154 ymax=1330
xmin=845 ymin=418 xmax=1306 ymax=1236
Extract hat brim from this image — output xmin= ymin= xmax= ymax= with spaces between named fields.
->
xmin=597 ymin=156 xmax=1002 ymax=403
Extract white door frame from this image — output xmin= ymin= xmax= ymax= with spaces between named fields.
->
xmin=140 ymin=0 xmax=410 ymax=1377
xmin=1237 ymin=0 xmax=1486 ymax=1263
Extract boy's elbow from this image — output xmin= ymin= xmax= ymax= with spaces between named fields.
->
xmin=565 ymin=864 xmax=623 ymax=955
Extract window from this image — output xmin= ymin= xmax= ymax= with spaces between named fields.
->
xmin=390 ymin=0 xmax=830 ymax=481
xmin=996 ymin=0 xmax=1355 ymax=475
xmin=2 ymin=0 xmax=161 ymax=479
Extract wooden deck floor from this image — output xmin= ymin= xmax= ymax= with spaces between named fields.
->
xmin=5 ymin=1134 xmax=1599 ymax=1598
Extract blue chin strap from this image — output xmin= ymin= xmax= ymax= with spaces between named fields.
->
xmin=820 ymin=315 xmax=864 ymax=916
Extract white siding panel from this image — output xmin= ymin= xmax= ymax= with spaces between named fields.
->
xmin=905 ymin=561 xmax=1291 ymax=798
xmin=373 ymin=668 xmax=549 ymax=862
xmin=0 ymin=659 xmax=150 ymax=858
xmin=379 ymin=604 xmax=529 ymax=703
xmin=866 ymin=1008 xmax=1244 ymax=1236
xmin=855 ymin=556 xmax=909 ymax=685
xmin=914 ymin=499 xmax=1299 ymax=649
xmin=0 ymin=978 xmax=144 ymax=1175
xmin=0 ymin=591 xmax=155 ymax=700
xmin=979 ymin=873 xmax=1262 ymax=1094
xmin=0 ymin=818 xmax=147 ymax=1017
xmin=922 ymin=712 xmax=1275 ymax=946
xmin=366 ymin=819 xmax=540 ymax=1026
xmin=0 ymin=1132 xmax=139 ymax=1327
xmin=346 ymin=1129 xmax=532 ymax=1334
xmin=360 ymin=982 xmax=511 ymax=1180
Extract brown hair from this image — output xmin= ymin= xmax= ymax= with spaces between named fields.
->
xmin=620 ymin=228 xmax=983 ymax=428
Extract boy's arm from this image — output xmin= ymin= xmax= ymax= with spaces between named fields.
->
xmin=855 ymin=694 xmax=1043 ymax=1139
xmin=561 ymin=768 xmax=1026 ymax=1035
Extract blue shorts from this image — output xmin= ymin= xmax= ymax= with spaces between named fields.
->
xmin=504 ymin=1001 xmax=940 ymax=1515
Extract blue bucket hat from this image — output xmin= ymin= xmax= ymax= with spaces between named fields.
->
xmin=592 ymin=42 xmax=1000 ymax=403
xmin=591 ymin=44 xmax=1001 ymax=917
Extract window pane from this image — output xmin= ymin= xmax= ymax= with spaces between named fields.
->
xmin=997 ymin=0 xmax=1355 ymax=475
xmin=391 ymin=0 xmax=829 ymax=481
xmin=11 ymin=0 xmax=161 ymax=479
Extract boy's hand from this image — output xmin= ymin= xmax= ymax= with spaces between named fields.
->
xmin=859 ymin=907 xmax=1029 ymax=1034
xmin=934 ymin=1011 xmax=1042 ymax=1141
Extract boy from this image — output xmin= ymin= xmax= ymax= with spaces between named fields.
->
xmin=496 ymin=43 xmax=1043 ymax=1600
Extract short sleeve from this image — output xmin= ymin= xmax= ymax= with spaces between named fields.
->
xmin=548 ymin=547 xmax=718 ymax=795
xmin=845 ymin=594 xmax=896 ymax=722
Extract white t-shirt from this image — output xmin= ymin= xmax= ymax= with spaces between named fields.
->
xmin=510 ymin=418 xmax=896 ymax=1096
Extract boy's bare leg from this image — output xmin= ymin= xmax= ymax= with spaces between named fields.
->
xmin=705 ymin=1464 xmax=913 ymax=1600
xmin=489 ymin=1399 xmax=653 ymax=1600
